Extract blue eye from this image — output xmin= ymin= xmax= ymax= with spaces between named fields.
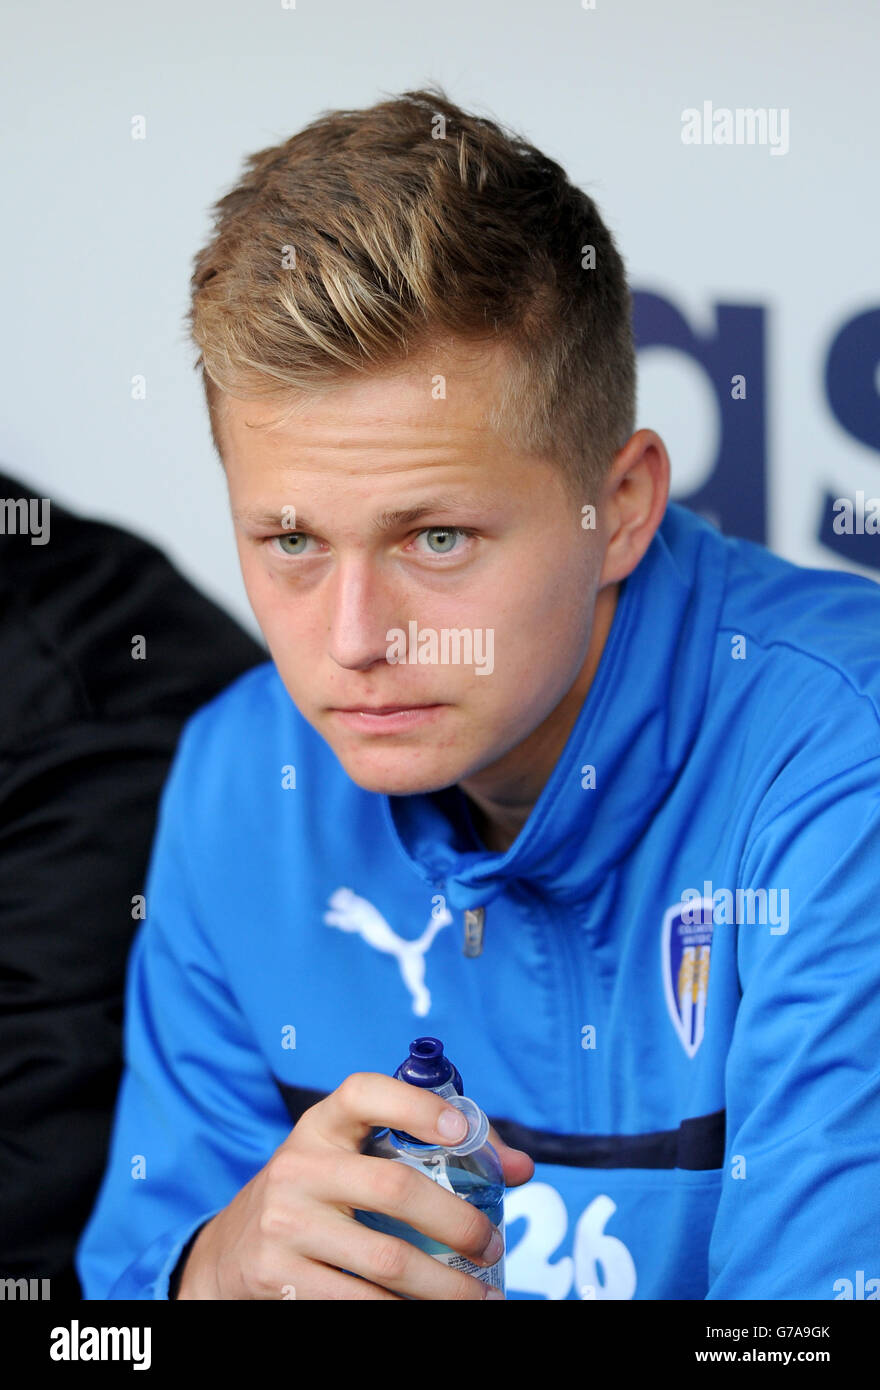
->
xmin=417 ymin=527 xmax=471 ymax=554
xmin=265 ymin=525 xmax=475 ymax=559
xmin=273 ymin=532 xmax=311 ymax=556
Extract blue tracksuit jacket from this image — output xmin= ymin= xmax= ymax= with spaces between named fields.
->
xmin=76 ymin=501 xmax=880 ymax=1300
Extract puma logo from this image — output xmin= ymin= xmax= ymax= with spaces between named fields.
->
xmin=323 ymin=887 xmax=452 ymax=1016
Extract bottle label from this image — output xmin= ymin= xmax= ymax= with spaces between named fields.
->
xmin=430 ymin=1215 xmax=505 ymax=1292
xmin=355 ymin=1191 xmax=506 ymax=1293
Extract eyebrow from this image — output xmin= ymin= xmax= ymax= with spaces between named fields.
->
xmin=233 ymin=495 xmax=477 ymax=534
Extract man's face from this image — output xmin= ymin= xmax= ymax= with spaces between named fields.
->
xmin=222 ymin=341 xmax=608 ymax=797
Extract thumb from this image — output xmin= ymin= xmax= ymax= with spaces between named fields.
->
xmin=488 ymin=1124 xmax=535 ymax=1188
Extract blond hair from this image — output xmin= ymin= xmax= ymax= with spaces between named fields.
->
xmin=187 ymin=85 xmax=636 ymax=497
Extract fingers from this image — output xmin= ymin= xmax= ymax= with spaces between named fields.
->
xmin=297 ymin=1210 xmax=500 ymax=1301
xmin=292 ymin=1268 xmax=403 ymax=1300
xmin=300 ymin=1072 xmax=472 ymax=1153
xmin=290 ymin=1149 xmax=503 ymax=1270
xmin=239 ymin=1250 xmax=404 ymax=1301
xmin=297 ymin=1073 xmax=534 ymax=1189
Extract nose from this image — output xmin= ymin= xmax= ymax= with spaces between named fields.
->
xmin=327 ymin=556 xmax=401 ymax=671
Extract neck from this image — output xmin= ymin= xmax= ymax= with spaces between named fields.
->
xmin=460 ymin=581 xmax=620 ymax=854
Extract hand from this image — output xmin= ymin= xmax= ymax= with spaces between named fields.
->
xmin=176 ymin=1071 xmax=534 ymax=1300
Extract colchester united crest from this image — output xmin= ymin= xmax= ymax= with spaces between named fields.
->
xmin=661 ymin=898 xmax=714 ymax=1058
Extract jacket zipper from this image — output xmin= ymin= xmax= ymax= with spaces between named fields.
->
xmin=518 ymin=883 xmax=585 ymax=1134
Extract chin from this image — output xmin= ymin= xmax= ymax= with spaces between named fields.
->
xmin=332 ymin=748 xmax=465 ymax=797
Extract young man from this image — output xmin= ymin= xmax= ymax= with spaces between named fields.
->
xmin=77 ymin=87 xmax=880 ymax=1301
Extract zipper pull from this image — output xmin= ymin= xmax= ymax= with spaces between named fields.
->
xmin=463 ymin=907 xmax=485 ymax=958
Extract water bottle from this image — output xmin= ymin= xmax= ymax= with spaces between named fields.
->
xmin=354 ymin=1037 xmax=506 ymax=1295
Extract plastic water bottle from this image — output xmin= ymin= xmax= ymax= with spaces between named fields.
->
xmin=354 ymin=1038 xmax=506 ymax=1295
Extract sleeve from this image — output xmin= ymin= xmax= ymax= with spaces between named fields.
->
xmin=705 ymin=749 xmax=880 ymax=1299
xmin=74 ymin=720 xmax=289 ymax=1300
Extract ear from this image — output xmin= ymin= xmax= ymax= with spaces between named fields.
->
xmin=597 ymin=429 xmax=671 ymax=588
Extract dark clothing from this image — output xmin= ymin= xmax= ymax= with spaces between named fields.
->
xmin=0 ymin=470 xmax=265 ymax=1297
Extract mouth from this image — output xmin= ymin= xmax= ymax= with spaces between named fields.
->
xmin=328 ymin=703 xmax=448 ymax=732
xmin=332 ymin=704 xmax=439 ymax=714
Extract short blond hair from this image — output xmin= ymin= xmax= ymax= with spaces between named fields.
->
xmin=187 ymin=85 xmax=636 ymax=497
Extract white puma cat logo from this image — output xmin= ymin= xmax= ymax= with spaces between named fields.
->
xmin=323 ymin=887 xmax=452 ymax=1016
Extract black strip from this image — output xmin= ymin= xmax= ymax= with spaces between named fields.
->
xmin=273 ymin=1079 xmax=725 ymax=1172
xmin=168 ymin=1223 xmax=206 ymax=1300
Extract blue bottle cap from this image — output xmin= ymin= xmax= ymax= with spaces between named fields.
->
xmin=393 ymin=1037 xmax=463 ymax=1092
xmin=390 ymin=1037 xmax=464 ymax=1146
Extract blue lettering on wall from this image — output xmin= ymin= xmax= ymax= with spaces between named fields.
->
xmin=818 ymin=307 xmax=880 ymax=573
xmin=633 ymin=291 xmax=767 ymax=544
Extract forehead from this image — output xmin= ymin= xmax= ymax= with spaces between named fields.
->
xmin=218 ymin=336 xmax=513 ymax=464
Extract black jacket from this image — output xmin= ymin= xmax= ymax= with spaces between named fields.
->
xmin=0 ymin=470 xmax=266 ymax=1297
